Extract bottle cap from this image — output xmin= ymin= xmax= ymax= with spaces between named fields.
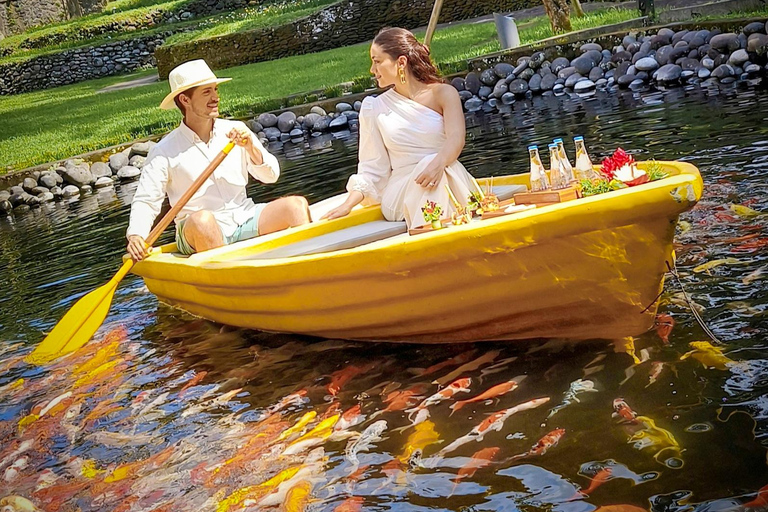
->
xmin=548 ymin=143 xmax=557 ymax=148
xmin=553 ymin=138 xmax=563 ymax=144
xmin=574 ymin=136 xmax=583 ymax=141
xmin=528 ymin=145 xmax=538 ymax=150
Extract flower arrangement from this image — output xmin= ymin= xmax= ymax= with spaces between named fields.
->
xmin=600 ymin=148 xmax=648 ymax=186
xmin=422 ymin=200 xmax=443 ymax=228
xmin=467 ymin=191 xmax=483 ymax=214
xmin=645 ymin=159 xmax=669 ymax=181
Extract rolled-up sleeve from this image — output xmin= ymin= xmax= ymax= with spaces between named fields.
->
xmin=245 ymin=123 xmax=279 ymax=184
xmin=347 ymin=97 xmax=391 ymax=203
xmin=127 ymin=146 xmax=169 ymax=240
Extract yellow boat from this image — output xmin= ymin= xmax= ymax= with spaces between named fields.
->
xmin=130 ymin=161 xmax=702 ymax=343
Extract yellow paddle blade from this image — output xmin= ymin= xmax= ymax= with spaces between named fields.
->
xmin=25 ymin=260 xmax=134 ymax=366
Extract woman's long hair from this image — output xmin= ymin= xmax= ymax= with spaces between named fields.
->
xmin=373 ymin=27 xmax=444 ymax=84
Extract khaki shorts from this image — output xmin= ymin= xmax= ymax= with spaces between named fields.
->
xmin=175 ymin=207 xmax=264 ymax=255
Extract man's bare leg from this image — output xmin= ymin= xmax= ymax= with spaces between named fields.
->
xmin=258 ymin=196 xmax=311 ymax=236
xmin=184 ymin=210 xmax=225 ymax=252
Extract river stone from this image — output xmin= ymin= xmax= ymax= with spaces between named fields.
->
xmin=721 ymin=76 xmax=737 ymax=84
xmin=745 ymin=63 xmax=761 ymax=74
xmin=29 ymin=186 xmax=47 ymax=196
xmin=451 ymin=77 xmax=465 ymax=91
xmin=622 ymin=34 xmax=637 ymax=47
xmin=574 ymin=79 xmax=596 ymax=93
xmin=580 ymin=43 xmax=602 ymax=53
xmin=551 ymin=57 xmax=570 ymax=73
xmin=712 ymin=64 xmax=735 ymax=78
xmin=477 ymin=68 xmax=495 ymax=86
xmin=354 ymin=101 xmax=362 ymax=112
xmin=247 ymin=120 xmax=263 ymax=133
xmin=654 ymin=45 xmax=672 ymax=65
xmin=508 ymin=79 xmax=529 ymax=96
xmin=38 ymin=173 xmax=57 ymax=189
xmin=108 ymin=153 xmax=128 ymax=173
xmin=557 ymin=66 xmax=577 ymax=80
xmin=129 ymin=155 xmax=145 ymax=169
xmin=565 ymin=73 xmax=584 ymax=88
xmin=710 ymin=33 xmax=740 ymax=52
xmin=636 ymin=57 xmax=659 ymax=71
xmin=309 ymin=106 xmax=326 ymax=116
xmin=729 ymin=49 xmax=749 ymax=66
xmin=650 ymin=34 xmax=671 ymax=50
xmin=518 ymin=68 xmax=535 ymax=81
xmin=117 ymin=166 xmax=141 ymax=180
xmin=62 ymin=164 xmax=94 ymax=187
xmin=262 ymin=127 xmax=281 ymax=141
xmin=512 ymin=61 xmax=529 ymax=77
xmin=129 ymin=142 xmax=150 ymax=158
xmin=654 ymin=64 xmax=682 ymax=83
xmin=464 ymin=72 xmax=481 ymax=95
xmin=658 ymin=28 xmax=675 ymax=39
xmin=702 ymin=57 xmax=715 ymax=70
xmin=336 ymin=102 xmax=353 ymax=113
xmin=612 ymin=51 xmax=632 ymax=63
xmin=0 ymin=200 xmax=11 ymax=215
xmin=289 ymin=128 xmax=304 ymax=139
xmin=94 ymin=176 xmax=114 ymax=189
xmin=528 ymin=52 xmax=545 ymax=70
xmin=464 ymin=97 xmax=483 ymax=111
xmin=688 ymin=35 xmax=705 ymax=49
xmin=89 ymin=162 xmax=110 ymax=179
xmin=571 ymin=55 xmax=594 ymax=75
xmin=627 ymin=65 xmax=637 ymax=76
xmin=681 ymin=70 xmax=695 ymax=81
xmin=748 ymin=33 xmax=768 ymax=52
xmin=330 ymin=115 xmax=349 ymax=130
xmin=277 ymin=112 xmax=296 ymax=133
xmin=540 ymin=73 xmax=557 ymax=91
xmin=78 ymin=184 xmax=92 ymax=195
xmin=529 ymin=73 xmax=543 ymax=92
xmin=672 ymin=30 xmax=689 ymax=45
xmin=0 ymin=190 xmax=9 ymax=202
xmin=698 ymin=67 xmax=711 ymax=78
xmin=617 ymin=73 xmax=637 ymax=87
xmin=62 ymin=185 xmax=80 ymax=198
xmin=257 ymin=113 xmax=278 ymax=128
xmin=553 ymin=83 xmax=565 ymax=94
xmin=492 ymin=81 xmax=509 ymax=98
xmin=302 ymin=113 xmax=321 ymax=130
xmin=477 ymin=86 xmax=491 ymax=99
xmin=313 ymin=116 xmax=332 ymax=132
xmin=458 ymin=90 xmax=473 ymax=101
xmin=496 ymin=92 xmax=513 ymax=105
xmin=21 ymin=177 xmax=37 ymax=193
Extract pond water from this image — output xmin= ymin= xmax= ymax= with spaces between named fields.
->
xmin=1 ymin=83 xmax=767 ymax=512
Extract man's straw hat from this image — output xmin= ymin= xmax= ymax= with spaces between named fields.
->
xmin=160 ymin=59 xmax=232 ymax=110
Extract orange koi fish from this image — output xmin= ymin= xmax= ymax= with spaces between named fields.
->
xmin=33 ymin=479 xmax=90 ymax=510
xmin=572 ymin=467 xmax=613 ymax=499
xmin=450 ymin=377 xmax=524 ymax=414
xmin=179 ymin=370 xmax=208 ymax=396
xmin=334 ymin=496 xmax=364 ymax=512
xmin=438 ymin=397 xmax=550 ymax=456
xmin=104 ymin=446 xmax=174 ymax=483
xmin=412 ymin=350 xmax=477 ymax=377
xmin=435 ymin=350 xmax=500 ymax=386
xmin=613 ymin=398 xmax=638 ymax=423
xmin=647 ymin=362 xmax=665 ymax=388
xmin=508 ymin=429 xmax=565 ymax=462
xmin=743 ymin=483 xmax=768 ymax=509
xmin=371 ymin=384 xmax=428 ymax=419
xmin=452 ymin=446 xmax=500 ymax=494
xmin=654 ymin=314 xmax=675 ymax=345
xmin=328 ymin=363 xmax=376 ymax=396
xmin=282 ymin=480 xmax=313 ymax=512
xmin=407 ymin=378 xmax=472 ymax=419
xmin=335 ymin=404 xmax=366 ymax=432
xmin=266 ymin=389 xmax=308 ymax=415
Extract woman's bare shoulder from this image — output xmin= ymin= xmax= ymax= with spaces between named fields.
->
xmin=431 ymin=82 xmax=460 ymax=101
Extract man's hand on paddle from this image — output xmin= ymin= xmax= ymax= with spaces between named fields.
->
xmin=228 ymin=126 xmax=264 ymax=166
xmin=127 ymin=235 xmax=148 ymax=261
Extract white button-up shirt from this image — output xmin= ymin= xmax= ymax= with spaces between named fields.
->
xmin=127 ymin=118 xmax=280 ymax=239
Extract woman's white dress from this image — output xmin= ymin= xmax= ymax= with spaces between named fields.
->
xmin=346 ymin=88 xmax=477 ymax=228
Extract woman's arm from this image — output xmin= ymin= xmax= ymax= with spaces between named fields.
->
xmin=413 ymin=84 xmax=466 ymax=187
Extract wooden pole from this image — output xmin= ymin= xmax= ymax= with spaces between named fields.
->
xmin=423 ymin=0 xmax=444 ymax=49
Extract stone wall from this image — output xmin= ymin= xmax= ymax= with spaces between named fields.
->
xmin=156 ymin=0 xmax=539 ymax=78
xmin=0 ymin=34 xmax=166 ymax=95
xmin=0 ymin=0 xmax=107 ymax=36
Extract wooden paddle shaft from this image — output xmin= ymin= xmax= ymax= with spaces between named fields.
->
xmin=144 ymin=141 xmax=236 ymax=247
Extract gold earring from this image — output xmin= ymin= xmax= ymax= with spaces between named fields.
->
xmin=398 ymin=67 xmax=406 ymax=84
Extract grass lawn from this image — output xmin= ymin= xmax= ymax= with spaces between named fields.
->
xmin=0 ymin=7 xmax=642 ymax=172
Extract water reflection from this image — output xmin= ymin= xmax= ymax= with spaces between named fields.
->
xmin=1 ymin=84 xmax=767 ymax=510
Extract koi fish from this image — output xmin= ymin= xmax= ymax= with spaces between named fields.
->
xmin=435 ymin=350 xmax=500 ymax=386
xmin=572 ymin=467 xmax=613 ymax=498
xmin=0 ymin=496 xmax=41 ymax=512
xmin=216 ymin=466 xmax=303 ymax=512
xmin=398 ymin=420 xmax=442 ymax=466
xmin=680 ymin=341 xmax=734 ymax=370
xmin=507 ymin=428 xmax=565 ymax=462
xmin=266 ymin=389 xmax=309 ymax=415
xmin=179 ymin=370 xmax=208 ymax=396
xmin=181 ymin=387 xmax=242 ymax=418
xmin=335 ymin=404 xmax=366 ymax=431
xmin=628 ymin=416 xmax=683 ymax=468
xmin=370 ymin=383 xmax=428 ymax=419
xmin=104 ymin=445 xmax=175 ymax=483
xmin=613 ymin=398 xmax=638 ymax=424
xmin=328 ymin=363 xmax=376 ymax=396
xmin=282 ymin=480 xmax=314 ymax=512
xmin=439 ymin=397 xmax=550 ymax=456
xmin=0 ymin=377 xmax=24 ymax=397
xmin=743 ymin=483 xmax=768 ymax=508
xmin=334 ymin=496 xmax=364 ymax=512
xmin=693 ymin=257 xmax=744 ymax=274
xmin=408 ymin=377 xmax=472 ymax=419
xmin=732 ymin=238 xmax=768 ymax=253
xmin=547 ymin=379 xmax=597 ymax=418
xmin=729 ymin=203 xmax=763 ymax=218
xmin=411 ymin=350 xmax=477 ymax=377
xmin=450 ymin=446 xmax=500 ymax=495
xmin=450 ymin=377 xmax=525 ymax=414
xmin=278 ymin=411 xmax=317 ymax=441
xmin=654 ymin=313 xmax=675 ymax=345
xmin=647 ymin=362 xmax=665 ymax=388
xmin=73 ymin=341 xmax=120 ymax=376
xmin=345 ymin=420 xmax=387 ymax=465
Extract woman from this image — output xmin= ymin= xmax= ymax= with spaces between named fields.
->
xmin=322 ymin=27 xmax=477 ymax=228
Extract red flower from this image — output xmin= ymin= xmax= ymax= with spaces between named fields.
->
xmin=600 ymin=147 xmax=636 ymax=179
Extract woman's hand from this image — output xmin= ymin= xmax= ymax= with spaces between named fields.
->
xmin=322 ymin=203 xmax=354 ymax=220
xmin=415 ymin=157 xmax=445 ymax=189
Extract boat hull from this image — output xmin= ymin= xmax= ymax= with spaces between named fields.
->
xmin=132 ymin=161 xmax=703 ymax=343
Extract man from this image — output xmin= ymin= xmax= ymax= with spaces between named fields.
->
xmin=126 ymin=59 xmax=310 ymax=260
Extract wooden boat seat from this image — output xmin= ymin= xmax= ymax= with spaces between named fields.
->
xmin=224 ymin=184 xmax=527 ymax=260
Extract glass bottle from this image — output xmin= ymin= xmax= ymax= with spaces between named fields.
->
xmin=573 ymin=136 xmax=599 ymax=180
xmin=529 ymin=145 xmax=550 ymax=192
xmin=554 ymin=138 xmax=576 ymax=182
xmin=549 ymin=144 xmax=570 ymax=190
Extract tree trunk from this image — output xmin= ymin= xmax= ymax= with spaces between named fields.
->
xmin=571 ymin=0 xmax=584 ymax=18
xmin=542 ymin=0 xmax=572 ymax=34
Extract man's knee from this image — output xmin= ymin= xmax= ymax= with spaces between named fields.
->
xmin=187 ymin=210 xmax=218 ymax=230
xmin=280 ymin=196 xmax=310 ymax=223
